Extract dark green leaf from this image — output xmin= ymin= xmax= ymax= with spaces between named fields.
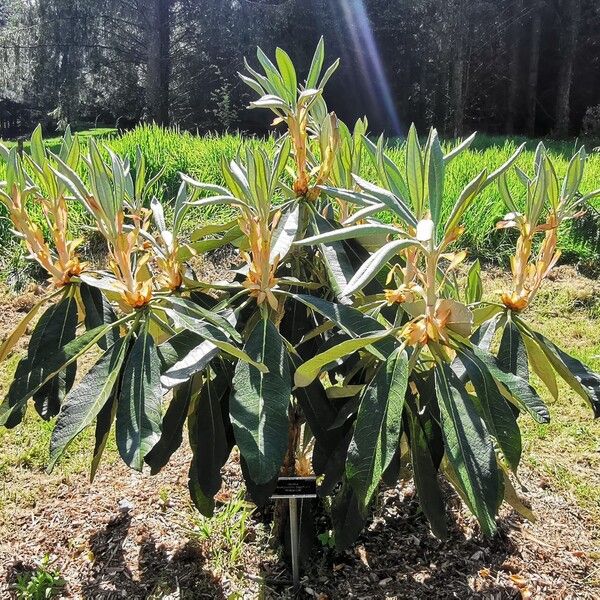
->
xmin=347 ymin=348 xmax=409 ymax=509
xmin=434 ymin=362 xmax=499 ymax=536
xmin=0 ymin=321 xmax=125 ymax=428
xmin=408 ymin=407 xmax=448 ymax=538
xmin=240 ymin=456 xmax=278 ymax=507
xmin=49 ymin=337 xmax=129 ymax=470
xmin=230 ymin=317 xmax=291 ymax=484
xmin=310 ymin=212 xmax=355 ymax=300
xmin=145 ymin=378 xmax=194 ymax=474
xmin=117 ymin=325 xmax=163 ymax=471
xmin=457 ymin=348 xmax=522 ymax=472
xmin=29 ymin=294 xmax=78 ymax=420
xmin=189 ymin=369 xmax=232 ymax=499
xmin=470 ymin=346 xmax=549 ymax=424
xmin=533 ymin=332 xmax=600 ymax=418
xmin=158 ymin=330 xmax=219 ymax=389
xmin=80 ymin=282 xmax=118 ymax=350
xmin=498 ymin=320 xmax=529 ymax=380
xmin=331 ymin=479 xmax=365 ymax=551
xmin=90 ymin=388 xmax=118 ymax=481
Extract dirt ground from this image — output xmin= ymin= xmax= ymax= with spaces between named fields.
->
xmin=0 ymin=263 xmax=599 ymax=599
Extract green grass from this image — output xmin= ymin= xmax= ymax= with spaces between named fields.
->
xmin=1 ymin=124 xmax=599 ymax=268
xmin=483 ymin=270 xmax=600 ymax=523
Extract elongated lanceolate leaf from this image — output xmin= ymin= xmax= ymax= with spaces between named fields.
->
xmin=188 ymin=368 xmax=232 ymax=511
xmin=80 ymin=282 xmax=118 ymax=350
xmin=145 ymin=377 xmax=195 ymax=475
xmin=470 ymin=345 xmax=550 ymax=424
xmin=408 ymin=407 xmax=448 ymax=538
xmin=498 ymin=320 xmax=529 ymax=381
xmin=342 ymin=239 xmax=420 ymax=297
xmin=230 ymin=317 xmax=291 ymax=484
xmin=434 ymin=362 xmax=499 ymax=536
xmin=457 ymin=348 xmax=522 ymax=472
xmin=295 ymin=223 xmax=401 ymax=247
xmin=519 ymin=332 xmax=558 ymax=400
xmin=270 ymin=204 xmax=299 ymax=262
xmin=309 ymin=212 xmax=355 ymax=301
xmin=117 ymin=326 xmax=163 ymax=471
xmin=346 ymin=348 xmax=408 ymax=510
xmin=532 ymin=332 xmax=600 ymax=418
xmin=163 ymin=307 xmax=266 ymax=373
xmin=49 ymin=337 xmax=129 ymax=470
xmin=294 ymin=329 xmax=393 ymax=388
xmin=0 ymin=320 xmax=128 ymax=427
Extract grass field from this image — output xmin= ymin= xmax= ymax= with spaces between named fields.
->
xmin=1 ymin=125 xmax=599 ymax=270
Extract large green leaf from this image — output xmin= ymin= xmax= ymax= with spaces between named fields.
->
xmin=342 ymin=239 xmax=419 ymax=297
xmin=283 ymin=292 xmax=394 ymax=358
xmin=0 ymin=320 xmax=127 ymax=428
xmin=157 ymin=330 xmax=205 ymax=371
xmin=290 ymin=352 xmax=350 ymax=495
xmin=296 ymin=223 xmax=401 ymax=247
xmin=434 ymin=362 xmax=499 ymax=536
xmin=406 ymin=124 xmax=424 ymax=216
xmin=532 ymin=332 xmax=600 ymax=418
xmin=407 ymin=407 xmax=448 ymax=538
xmin=519 ymin=332 xmax=558 ymax=400
xmin=90 ymin=389 xmax=118 ymax=482
xmin=457 ymin=348 xmax=522 ymax=472
xmin=498 ymin=320 xmax=529 ymax=380
xmin=294 ymin=329 xmax=393 ymax=388
xmin=188 ymin=368 xmax=233 ymax=508
xmin=346 ymin=348 xmax=408 ymax=510
xmin=331 ymin=479 xmax=365 ymax=551
xmin=470 ymin=345 xmax=549 ymax=424
xmin=116 ymin=325 xmax=163 ymax=471
xmin=145 ymin=378 xmax=195 ymax=475
xmin=48 ymin=337 xmax=129 ymax=471
xmin=270 ymin=203 xmax=299 ymax=262
xmin=427 ymin=130 xmax=445 ymax=230
xmin=30 ymin=294 xmax=78 ymax=420
xmin=163 ymin=307 xmax=266 ymax=372
xmin=80 ymin=282 xmax=118 ymax=350
xmin=2 ymin=294 xmax=79 ymax=425
xmin=230 ymin=317 xmax=291 ymax=484
xmin=310 ymin=212 xmax=355 ymax=300
xmin=164 ymin=297 xmax=240 ymax=342
xmin=275 ymin=47 xmax=297 ymax=101
xmin=158 ymin=330 xmax=219 ymax=389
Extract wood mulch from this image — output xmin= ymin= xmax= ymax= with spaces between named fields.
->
xmin=0 ymin=441 xmax=598 ymax=599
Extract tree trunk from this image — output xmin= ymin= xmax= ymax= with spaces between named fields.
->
xmin=526 ymin=0 xmax=543 ymax=136
xmin=506 ymin=0 xmax=523 ymax=134
xmin=554 ymin=0 xmax=581 ymax=137
xmin=451 ymin=0 xmax=466 ymax=136
xmin=145 ymin=0 xmax=171 ymax=125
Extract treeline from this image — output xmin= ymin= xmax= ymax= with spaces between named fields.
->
xmin=0 ymin=0 xmax=599 ymax=137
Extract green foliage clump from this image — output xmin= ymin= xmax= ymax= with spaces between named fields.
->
xmin=0 ymin=40 xmax=599 ymax=564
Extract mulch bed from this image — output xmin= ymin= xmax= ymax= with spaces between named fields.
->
xmin=0 ymin=442 xmax=598 ymax=599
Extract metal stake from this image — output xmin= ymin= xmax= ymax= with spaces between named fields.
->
xmin=288 ymin=497 xmax=300 ymax=589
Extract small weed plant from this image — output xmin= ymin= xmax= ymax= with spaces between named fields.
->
xmin=14 ymin=556 xmax=65 ymax=600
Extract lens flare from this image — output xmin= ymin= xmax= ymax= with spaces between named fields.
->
xmin=338 ymin=0 xmax=402 ymax=135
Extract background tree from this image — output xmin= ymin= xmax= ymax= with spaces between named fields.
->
xmin=1 ymin=0 xmax=599 ymax=136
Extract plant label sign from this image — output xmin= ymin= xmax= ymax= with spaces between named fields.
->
xmin=271 ymin=476 xmax=317 ymax=499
